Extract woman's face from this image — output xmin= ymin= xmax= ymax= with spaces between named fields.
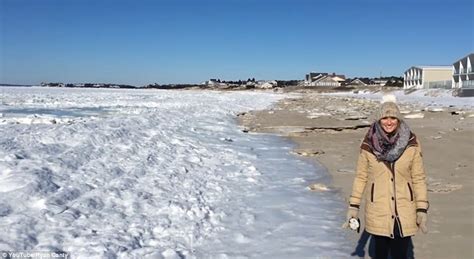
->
xmin=380 ymin=117 xmax=399 ymax=134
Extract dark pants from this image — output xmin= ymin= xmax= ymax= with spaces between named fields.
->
xmin=372 ymin=221 xmax=411 ymax=259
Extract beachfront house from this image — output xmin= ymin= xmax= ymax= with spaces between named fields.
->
xmin=305 ymin=72 xmax=346 ymax=87
xmin=350 ymin=78 xmax=368 ymax=86
xmin=373 ymin=79 xmax=388 ymax=86
xmin=403 ymin=66 xmax=452 ymax=89
xmin=452 ymin=53 xmax=474 ymax=96
xmin=349 ymin=78 xmax=374 ymax=87
xmin=305 ymin=72 xmax=327 ymax=83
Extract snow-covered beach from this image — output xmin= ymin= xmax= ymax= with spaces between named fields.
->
xmin=0 ymin=87 xmax=352 ymax=258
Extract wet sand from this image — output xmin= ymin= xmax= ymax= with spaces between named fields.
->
xmin=238 ymin=90 xmax=474 ymax=259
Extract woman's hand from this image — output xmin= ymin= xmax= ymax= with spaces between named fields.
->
xmin=416 ymin=212 xmax=428 ymax=234
xmin=342 ymin=207 xmax=359 ymax=229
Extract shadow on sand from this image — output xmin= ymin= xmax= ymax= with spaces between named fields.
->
xmin=350 ymin=229 xmax=414 ymax=258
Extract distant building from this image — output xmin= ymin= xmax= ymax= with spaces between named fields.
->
xmin=204 ymin=79 xmax=238 ymax=89
xmin=313 ymin=76 xmax=340 ymax=87
xmin=403 ymin=66 xmax=452 ymax=89
xmin=349 ymin=78 xmax=372 ymax=86
xmin=373 ymin=79 xmax=388 ymax=86
xmin=305 ymin=72 xmax=327 ymax=83
xmin=452 ymin=53 xmax=474 ymax=91
xmin=305 ymin=72 xmax=346 ymax=87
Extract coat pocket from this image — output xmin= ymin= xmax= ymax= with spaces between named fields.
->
xmin=371 ymin=183 xmax=375 ymax=203
xmin=407 ymin=183 xmax=413 ymax=202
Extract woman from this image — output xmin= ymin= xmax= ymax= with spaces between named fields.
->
xmin=343 ymin=95 xmax=429 ymax=259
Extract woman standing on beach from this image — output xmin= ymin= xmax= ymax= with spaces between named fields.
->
xmin=343 ymin=95 xmax=429 ymax=259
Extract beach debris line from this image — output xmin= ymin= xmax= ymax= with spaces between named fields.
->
xmin=304 ymin=124 xmax=370 ymax=132
xmin=344 ymin=116 xmax=368 ymax=121
xmin=336 ymin=168 xmax=355 ymax=174
xmin=291 ymin=149 xmax=325 ymax=157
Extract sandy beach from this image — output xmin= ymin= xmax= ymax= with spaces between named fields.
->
xmin=239 ymin=89 xmax=474 ymax=259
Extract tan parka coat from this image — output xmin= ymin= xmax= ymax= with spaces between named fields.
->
xmin=349 ymin=133 xmax=429 ymax=238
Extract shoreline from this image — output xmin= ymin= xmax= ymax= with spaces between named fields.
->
xmin=238 ymin=90 xmax=474 ymax=258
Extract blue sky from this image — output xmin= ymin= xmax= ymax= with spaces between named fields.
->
xmin=1 ymin=0 xmax=473 ymax=85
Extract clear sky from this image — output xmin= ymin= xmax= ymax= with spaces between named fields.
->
xmin=1 ymin=0 xmax=473 ymax=86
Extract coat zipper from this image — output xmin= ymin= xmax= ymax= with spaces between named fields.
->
xmin=389 ymin=162 xmax=404 ymax=238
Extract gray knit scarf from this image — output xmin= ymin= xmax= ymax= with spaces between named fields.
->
xmin=367 ymin=120 xmax=411 ymax=162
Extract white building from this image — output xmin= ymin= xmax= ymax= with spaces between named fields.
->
xmin=452 ymin=53 xmax=474 ymax=89
xmin=403 ymin=66 xmax=452 ymax=89
xmin=305 ymin=72 xmax=346 ymax=87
